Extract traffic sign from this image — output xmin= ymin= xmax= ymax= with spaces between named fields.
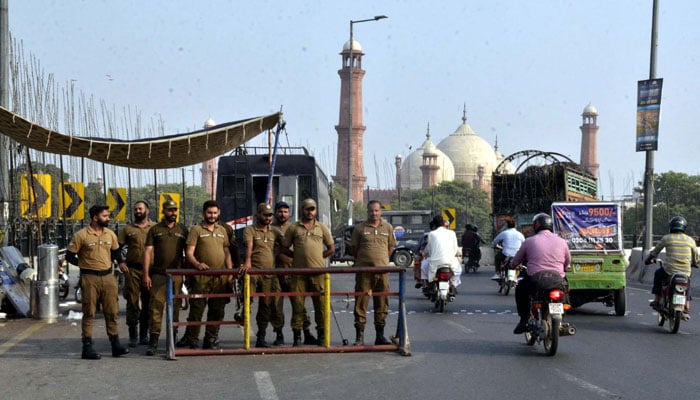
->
xmin=20 ymin=174 xmax=51 ymax=218
xmin=107 ymin=187 xmax=127 ymax=221
xmin=159 ymin=192 xmax=181 ymax=222
xmin=59 ymin=182 xmax=85 ymax=220
xmin=442 ymin=208 xmax=456 ymax=230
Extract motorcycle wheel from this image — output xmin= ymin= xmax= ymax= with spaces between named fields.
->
xmin=543 ymin=314 xmax=559 ymax=356
xmin=657 ymin=312 xmax=665 ymax=327
xmin=669 ymin=310 xmax=681 ymax=334
xmin=75 ymin=287 xmax=82 ymax=304
xmin=435 ymin=299 xmax=445 ymax=313
xmin=524 ymin=322 xmax=536 ymax=346
xmin=504 ymin=282 xmax=511 ymax=296
xmin=58 ymin=283 xmax=70 ymax=300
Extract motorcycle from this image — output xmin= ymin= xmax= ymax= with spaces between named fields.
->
xmin=497 ymin=256 xmax=517 ymax=296
xmin=521 ymin=268 xmax=576 ymax=356
xmin=57 ymin=253 xmax=71 ymax=300
xmin=652 ymin=260 xmax=690 ymax=334
xmin=423 ymin=265 xmax=456 ymax=313
xmin=462 ymin=248 xmax=479 ymax=274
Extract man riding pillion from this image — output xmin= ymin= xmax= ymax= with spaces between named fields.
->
xmin=492 ymin=216 xmax=525 ymax=281
xmin=644 ymin=216 xmax=699 ymax=320
xmin=423 ymin=215 xmax=462 ymax=291
xmin=510 ymin=213 xmax=571 ymax=334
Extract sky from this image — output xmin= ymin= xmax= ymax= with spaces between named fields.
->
xmin=8 ymin=0 xmax=700 ymax=199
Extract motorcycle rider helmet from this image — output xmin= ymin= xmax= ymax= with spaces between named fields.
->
xmin=532 ymin=213 xmax=553 ymax=233
xmin=669 ymin=216 xmax=687 ymax=233
xmin=471 ymin=225 xmax=478 ymax=232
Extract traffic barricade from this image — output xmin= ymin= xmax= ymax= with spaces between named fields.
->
xmin=164 ymin=266 xmax=411 ymax=359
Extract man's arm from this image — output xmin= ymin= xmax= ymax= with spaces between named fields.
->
xmin=186 ymin=245 xmax=206 ymax=270
xmin=143 ymin=245 xmax=154 ymax=289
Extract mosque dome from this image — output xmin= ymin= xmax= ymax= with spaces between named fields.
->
xmin=399 ymin=129 xmax=455 ymax=190
xmin=343 ymin=39 xmax=362 ymax=52
xmin=583 ymin=102 xmax=598 ymax=115
xmin=436 ymin=109 xmax=498 ymax=187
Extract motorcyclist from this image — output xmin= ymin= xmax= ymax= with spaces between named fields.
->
xmin=510 ymin=213 xmax=570 ymax=334
xmin=644 ymin=216 xmax=699 ymax=320
xmin=492 ymin=216 xmax=525 ymax=281
xmin=461 ymin=223 xmax=485 ymax=272
xmin=423 ymin=215 xmax=462 ymax=290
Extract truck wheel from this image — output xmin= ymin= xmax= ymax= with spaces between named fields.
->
xmin=614 ymin=288 xmax=626 ymax=316
xmin=393 ymin=249 xmax=412 ymax=268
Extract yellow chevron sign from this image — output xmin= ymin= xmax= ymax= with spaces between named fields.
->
xmin=20 ymin=174 xmax=51 ymax=218
xmin=107 ymin=187 xmax=127 ymax=222
xmin=159 ymin=192 xmax=181 ymax=222
xmin=59 ymin=182 xmax=85 ymax=220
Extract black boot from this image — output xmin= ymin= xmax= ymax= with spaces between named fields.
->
xmin=316 ymin=328 xmax=325 ymax=347
xmin=353 ymin=326 xmax=364 ymax=346
xmin=128 ymin=325 xmax=138 ymax=348
xmin=145 ymin=334 xmax=159 ymax=356
xmin=374 ymin=325 xmax=392 ymax=345
xmin=255 ymin=331 xmax=270 ymax=348
xmin=139 ymin=322 xmax=149 ymax=345
xmin=292 ymin=330 xmax=302 ymax=347
xmin=272 ymin=330 xmax=284 ymax=346
xmin=81 ymin=337 xmax=101 ymax=360
xmin=303 ymin=328 xmax=318 ymax=345
xmin=109 ymin=335 xmax=130 ymax=357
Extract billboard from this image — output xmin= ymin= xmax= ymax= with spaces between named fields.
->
xmin=636 ymin=78 xmax=663 ymax=152
xmin=551 ymin=202 xmax=623 ymax=253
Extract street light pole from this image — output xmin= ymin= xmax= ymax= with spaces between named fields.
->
xmin=347 ymin=15 xmax=387 ymax=226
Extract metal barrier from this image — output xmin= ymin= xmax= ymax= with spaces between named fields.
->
xmin=164 ymin=267 xmax=411 ymax=359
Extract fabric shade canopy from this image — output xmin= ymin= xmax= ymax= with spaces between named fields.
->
xmin=0 ymin=106 xmax=281 ymax=169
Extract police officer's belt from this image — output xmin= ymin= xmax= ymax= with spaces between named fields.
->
xmin=127 ymin=262 xmax=143 ymax=270
xmin=80 ymin=268 xmax=112 ymax=276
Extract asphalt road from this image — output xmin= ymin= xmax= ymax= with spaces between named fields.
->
xmin=1 ymin=265 xmax=699 ymax=400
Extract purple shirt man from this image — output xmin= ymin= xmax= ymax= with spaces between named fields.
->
xmin=511 ymin=230 xmax=571 ymax=278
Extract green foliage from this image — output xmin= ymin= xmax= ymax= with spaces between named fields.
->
xmin=623 ymin=171 xmax=700 ymax=239
xmin=391 ymin=180 xmax=493 ymax=237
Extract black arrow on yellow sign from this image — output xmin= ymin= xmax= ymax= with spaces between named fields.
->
xmin=442 ymin=208 xmax=456 ymax=230
xmin=24 ymin=174 xmax=50 ymax=217
xmin=63 ymin=184 xmax=83 ymax=219
xmin=109 ymin=188 xmax=125 ymax=220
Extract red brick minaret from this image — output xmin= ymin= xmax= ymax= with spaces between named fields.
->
xmin=334 ymin=39 xmax=367 ymax=203
xmin=580 ymin=103 xmax=599 ymax=178
xmin=201 ymin=118 xmax=218 ymax=199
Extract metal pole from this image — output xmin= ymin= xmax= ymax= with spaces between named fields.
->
xmin=0 ymin=0 xmax=10 ymax=245
xmin=642 ymin=0 xmax=659 ymax=252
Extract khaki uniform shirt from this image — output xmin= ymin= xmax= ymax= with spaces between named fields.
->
xmin=273 ymin=221 xmax=293 ymax=267
xmin=67 ymin=226 xmax=119 ymax=271
xmin=145 ymin=220 xmax=189 ymax=273
xmin=118 ymin=220 xmax=156 ymax=265
xmin=351 ymin=221 xmax=397 ymax=266
xmin=187 ymin=223 xmax=229 ymax=269
xmin=243 ymin=223 xmax=282 ymax=269
xmin=282 ymin=220 xmax=333 ymax=268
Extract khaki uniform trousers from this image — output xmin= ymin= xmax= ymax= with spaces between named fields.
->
xmin=123 ymin=266 xmax=150 ymax=328
xmin=182 ymin=275 xmax=228 ymax=346
xmin=148 ymin=273 xmax=183 ymax=336
xmin=272 ymin=274 xmax=311 ymax=331
xmin=251 ymin=274 xmax=281 ymax=332
xmin=290 ymin=274 xmax=325 ymax=331
xmin=81 ymin=273 xmax=120 ymax=338
xmin=354 ymin=272 xmax=389 ymax=328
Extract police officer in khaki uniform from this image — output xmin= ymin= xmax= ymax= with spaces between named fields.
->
xmin=117 ymin=200 xmax=156 ymax=347
xmin=142 ymin=200 xmax=188 ymax=355
xmin=66 ymin=205 xmax=129 ymax=360
xmin=281 ymin=198 xmax=334 ymax=346
xmin=271 ymin=201 xmax=317 ymax=346
xmin=177 ymin=200 xmax=233 ymax=349
xmin=242 ymin=203 xmax=284 ymax=347
xmin=350 ymin=200 xmax=397 ymax=346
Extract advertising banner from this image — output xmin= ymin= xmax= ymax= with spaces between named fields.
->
xmin=551 ymin=202 xmax=622 ymax=252
xmin=636 ymin=78 xmax=663 ymax=152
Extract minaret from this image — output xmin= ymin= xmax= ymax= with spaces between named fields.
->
xmin=201 ymin=117 xmax=218 ymax=199
xmin=334 ymin=38 xmax=367 ymax=203
xmin=420 ymin=125 xmax=440 ymax=188
xmin=580 ymin=103 xmax=599 ymax=178
xmin=394 ymin=154 xmax=402 ymax=192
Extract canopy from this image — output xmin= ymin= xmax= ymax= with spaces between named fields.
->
xmin=0 ymin=106 xmax=281 ymax=169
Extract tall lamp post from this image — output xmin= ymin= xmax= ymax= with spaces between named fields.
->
xmin=347 ymin=15 xmax=387 ymax=226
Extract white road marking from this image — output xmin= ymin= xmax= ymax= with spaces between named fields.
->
xmin=443 ymin=319 xmax=474 ymax=334
xmin=254 ymin=371 xmax=279 ymax=400
xmin=554 ymin=369 xmax=619 ymax=399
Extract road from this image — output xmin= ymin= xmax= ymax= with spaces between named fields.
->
xmin=1 ymin=265 xmax=699 ymax=400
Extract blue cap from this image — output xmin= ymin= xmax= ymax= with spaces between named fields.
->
xmin=274 ymin=201 xmax=290 ymax=210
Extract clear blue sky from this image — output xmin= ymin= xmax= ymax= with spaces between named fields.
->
xmin=9 ymin=0 xmax=700 ymax=199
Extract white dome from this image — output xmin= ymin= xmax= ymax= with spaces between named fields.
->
xmin=437 ymin=114 xmax=498 ymax=186
xmin=343 ymin=39 xmax=362 ymax=52
xmin=203 ymin=118 xmax=216 ymax=128
xmin=583 ymin=102 xmax=598 ymax=115
xmin=399 ymin=132 xmax=454 ymax=190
